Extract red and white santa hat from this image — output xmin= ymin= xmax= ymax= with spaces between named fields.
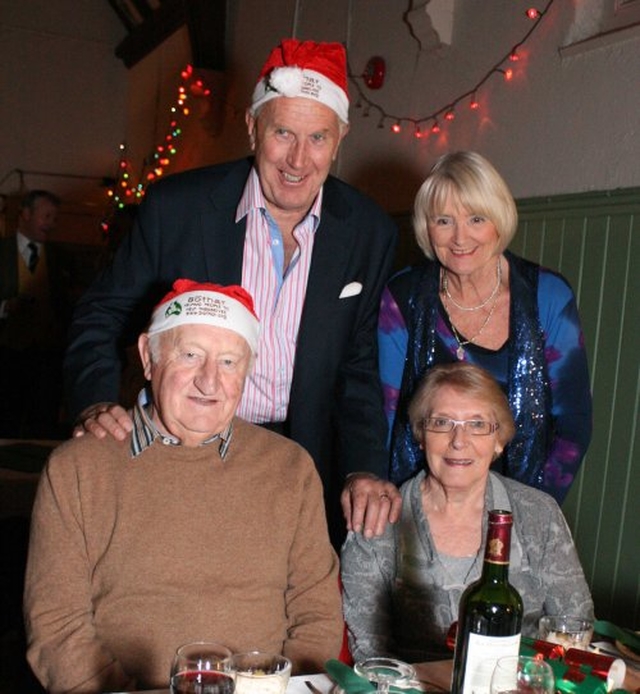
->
xmin=250 ymin=38 xmax=350 ymax=124
xmin=147 ymin=279 xmax=260 ymax=355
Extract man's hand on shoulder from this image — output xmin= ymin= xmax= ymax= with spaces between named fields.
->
xmin=341 ymin=472 xmax=402 ymax=539
xmin=73 ymin=402 xmax=133 ymax=441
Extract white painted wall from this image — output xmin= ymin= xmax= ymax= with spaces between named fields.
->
xmin=339 ymin=0 xmax=640 ymax=210
xmin=0 ymin=0 xmax=127 ymax=242
xmin=126 ymin=0 xmax=640 ymax=214
xmin=2 ymin=0 xmax=639 ymax=243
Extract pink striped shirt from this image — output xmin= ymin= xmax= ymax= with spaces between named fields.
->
xmin=235 ymin=168 xmax=321 ymax=423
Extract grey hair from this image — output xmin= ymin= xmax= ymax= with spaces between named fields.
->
xmin=407 ymin=362 xmax=516 ymax=448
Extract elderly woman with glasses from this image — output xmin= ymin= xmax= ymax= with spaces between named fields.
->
xmin=341 ymin=362 xmax=593 ymax=664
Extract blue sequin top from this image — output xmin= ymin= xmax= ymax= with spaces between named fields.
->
xmin=379 ymin=252 xmax=592 ymax=503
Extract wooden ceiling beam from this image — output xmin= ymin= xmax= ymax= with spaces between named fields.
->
xmin=114 ymin=0 xmax=186 ymax=68
xmin=185 ymin=0 xmax=226 ymax=71
xmin=113 ymin=0 xmax=225 ymax=70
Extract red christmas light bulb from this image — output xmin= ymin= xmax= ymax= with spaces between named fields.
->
xmin=526 ymin=8 xmax=540 ymax=19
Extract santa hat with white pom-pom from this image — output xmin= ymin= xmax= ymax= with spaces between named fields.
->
xmin=249 ymin=38 xmax=349 ymax=125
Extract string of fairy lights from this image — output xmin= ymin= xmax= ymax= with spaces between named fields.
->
xmin=105 ymin=0 xmax=556 ymax=226
xmin=104 ymin=64 xmax=211 ymax=217
xmin=347 ymin=0 xmax=556 ymax=138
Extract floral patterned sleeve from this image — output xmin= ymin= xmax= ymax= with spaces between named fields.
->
xmin=378 ymin=286 xmax=409 ymax=445
xmin=537 ymin=270 xmax=593 ymax=500
xmin=340 ymin=529 xmax=396 ymax=662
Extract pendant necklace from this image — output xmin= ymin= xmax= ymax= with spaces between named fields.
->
xmin=443 ymin=281 xmax=501 ymax=361
xmin=442 ymin=257 xmax=502 ymax=311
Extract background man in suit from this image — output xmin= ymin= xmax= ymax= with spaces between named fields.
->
xmin=64 ymin=38 xmax=401 ymax=546
xmin=0 ymin=189 xmax=68 ymax=438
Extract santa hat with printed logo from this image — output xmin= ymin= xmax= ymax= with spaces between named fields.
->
xmin=147 ymin=279 xmax=260 ymax=355
xmin=250 ymin=38 xmax=350 ymax=124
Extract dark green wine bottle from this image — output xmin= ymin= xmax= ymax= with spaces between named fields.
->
xmin=450 ymin=509 xmax=523 ymax=694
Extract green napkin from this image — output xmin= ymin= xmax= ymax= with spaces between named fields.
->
xmin=593 ymin=620 xmax=640 ymax=653
xmin=325 ymin=659 xmax=424 ymax=694
xmin=326 ymin=660 xmax=375 ymax=693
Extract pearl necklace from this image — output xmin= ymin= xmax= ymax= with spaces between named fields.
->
xmin=443 ymin=258 xmax=502 ymax=311
xmin=443 ymin=281 xmax=501 ymax=361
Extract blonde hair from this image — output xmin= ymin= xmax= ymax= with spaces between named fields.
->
xmin=413 ymin=151 xmax=518 ymax=259
xmin=408 ymin=362 xmax=515 ymax=448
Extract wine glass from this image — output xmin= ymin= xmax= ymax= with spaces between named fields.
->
xmin=490 ymin=655 xmax=555 ymax=694
xmin=354 ymin=657 xmax=416 ymax=694
xmin=538 ymin=614 xmax=594 ymax=651
xmin=170 ymin=641 xmax=235 ymax=694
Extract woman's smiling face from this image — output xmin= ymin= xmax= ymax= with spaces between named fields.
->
xmin=428 ymin=191 xmax=501 ymax=279
xmin=422 ymin=384 xmax=503 ymax=493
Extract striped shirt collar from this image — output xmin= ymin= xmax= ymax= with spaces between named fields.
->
xmin=130 ymin=387 xmax=232 ymax=459
xmin=235 ymin=166 xmax=323 ymax=227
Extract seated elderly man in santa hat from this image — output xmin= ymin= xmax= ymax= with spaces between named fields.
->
xmin=24 ymin=280 xmax=343 ymax=694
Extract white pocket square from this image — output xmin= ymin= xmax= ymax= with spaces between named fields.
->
xmin=339 ymin=281 xmax=363 ymax=299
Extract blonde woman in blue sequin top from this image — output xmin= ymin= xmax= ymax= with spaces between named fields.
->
xmin=379 ymin=151 xmax=592 ymax=504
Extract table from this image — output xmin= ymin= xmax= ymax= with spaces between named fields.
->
xmin=109 ymin=658 xmax=640 ymax=693
xmin=7 ymin=437 xmax=637 ymax=694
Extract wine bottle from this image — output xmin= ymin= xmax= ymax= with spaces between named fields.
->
xmin=451 ymin=509 xmax=524 ymax=694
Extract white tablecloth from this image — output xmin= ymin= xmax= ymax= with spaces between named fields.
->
xmin=287 ymin=673 xmax=333 ymax=693
xmin=112 ymin=673 xmax=334 ymax=694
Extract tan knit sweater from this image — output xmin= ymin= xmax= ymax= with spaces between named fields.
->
xmin=24 ymin=418 xmax=343 ymax=693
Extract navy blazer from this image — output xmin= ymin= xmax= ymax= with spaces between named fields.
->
xmin=64 ymin=158 xmax=398 ymax=528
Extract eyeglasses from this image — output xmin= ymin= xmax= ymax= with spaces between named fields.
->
xmin=423 ymin=417 xmax=499 ymax=436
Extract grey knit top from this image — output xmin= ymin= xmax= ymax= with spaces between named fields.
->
xmin=340 ymin=471 xmax=594 ymax=663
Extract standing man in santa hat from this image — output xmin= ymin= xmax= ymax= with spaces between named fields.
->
xmin=64 ymin=39 xmax=400 ymax=546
